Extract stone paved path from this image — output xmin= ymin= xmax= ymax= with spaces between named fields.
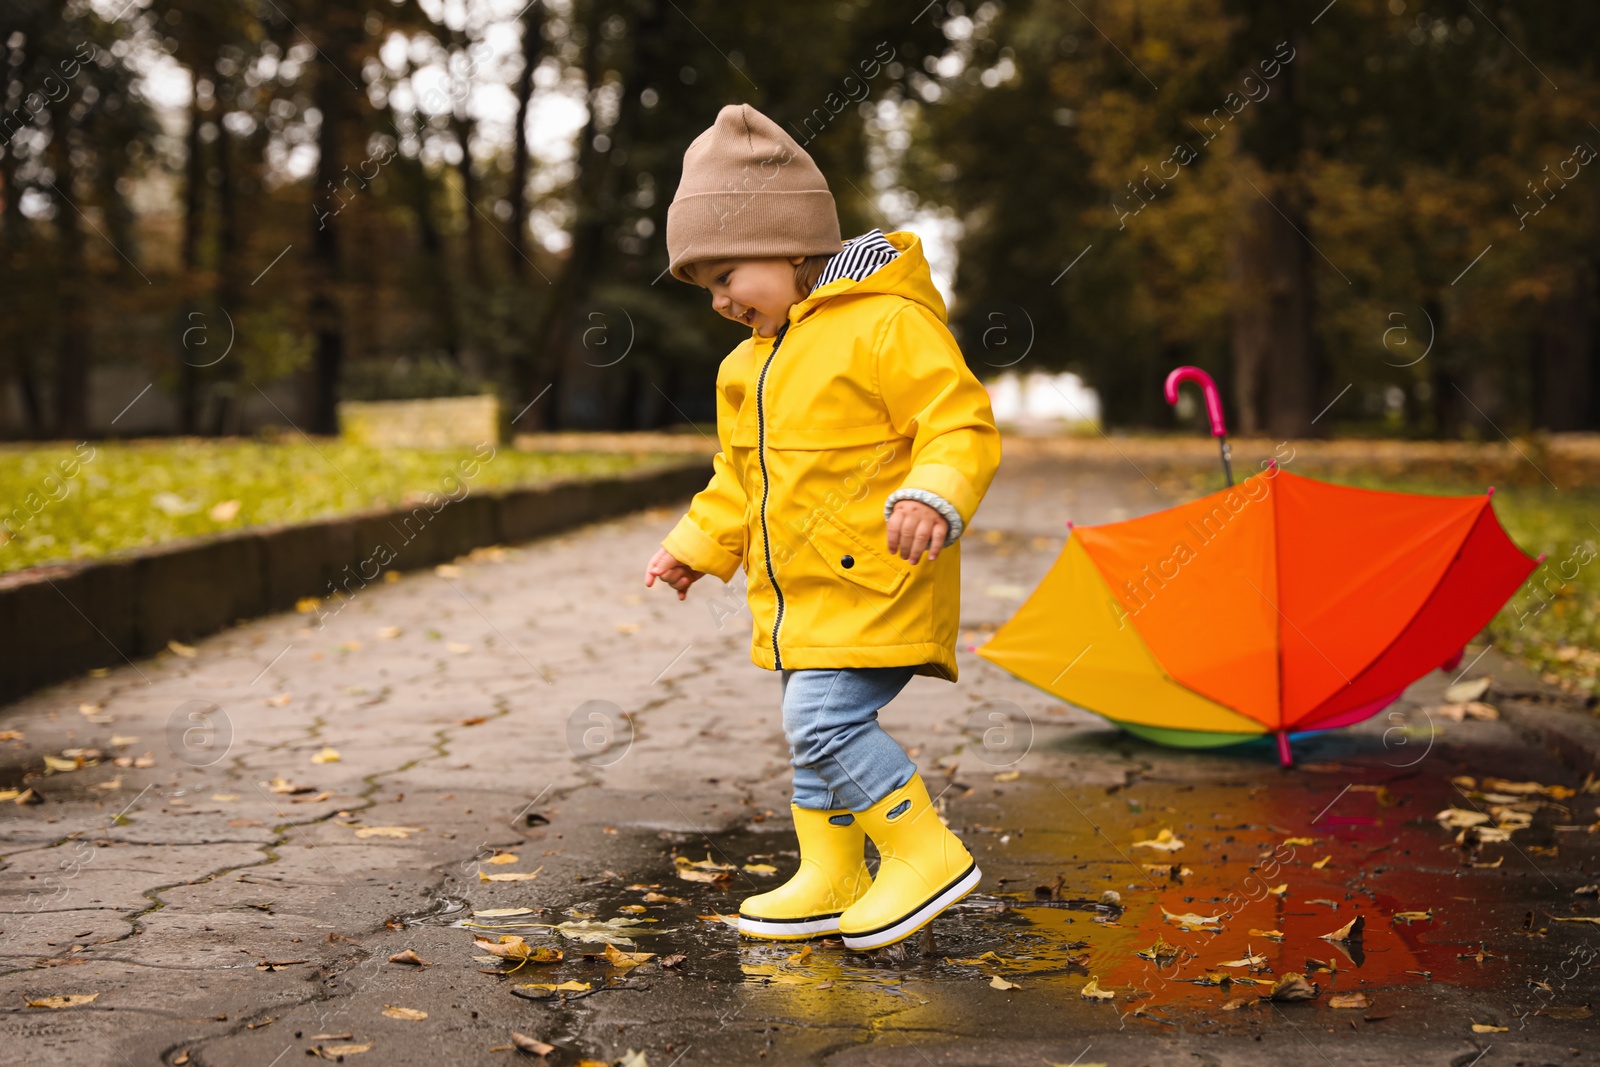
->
xmin=1 ymin=448 xmax=1596 ymax=1066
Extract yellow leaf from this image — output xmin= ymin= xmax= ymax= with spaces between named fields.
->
xmin=604 ymin=943 xmax=655 ymax=968
xmin=474 ymin=908 xmax=535 ymax=918
xmin=514 ymin=981 xmax=591 ymax=993
xmin=479 ymin=865 xmax=544 ymax=882
xmin=1319 ymin=915 xmax=1365 ymax=942
xmin=511 ymin=1033 xmax=555 ymax=1056
xmin=354 ymin=826 xmax=422 ymax=839
xmin=619 ymin=904 xmax=648 ymax=914
xmin=1312 ymin=855 xmax=1332 ymax=869
xmin=43 ymin=755 xmax=82 ymax=773
xmin=311 ymin=747 xmax=341 ymax=764
xmin=989 ymin=975 xmax=1020 ymax=990
xmin=212 ymin=793 xmax=238 ymax=802
xmin=265 ymin=693 xmax=293 ymax=707
xmin=377 ymin=626 xmax=402 ymax=639
xmin=1472 ymin=1023 xmax=1509 ymax=1033
xmin=1218 ymin=953 xmax=1268 ymax=968
xmin=1283 ymin=836 xmax=1316 ymax=846
xmin=1269 ymin=973 xmax=1317 ymax=1002
xmin=381 ymin=1006 xmax=427 ymax=1021
xmin=1393 ymin=910 xmax=1433 ymax=924
xmin=167 ymin=640 xmax=198 ymax=658
xmin=697 ymin=913 xmax=740 ymax=928
xmin=1436 ymin=808 xmax=1491 ymax=829
xmin=1080 ymin=977 xmax=1115 ymax=999
xmin=320 ymin=1044 xmax=372 ymax=1057
xmin=1247 ymin=929 xmax=1284 ymax=940
xmin=1328 ymin=992 xmax=1370 ymax=1009
xmin=295 ymin=597 xmax=322 ymax=614
xmin=1133 ymin=828 xmax=1184 ymax=852
xmin=0 ymin=730 xmax=22 ymax=741
xmin=1161 ymin=906 xmax=1224 ymax=928
xmin=993 ymin=770 xmax=1021 ymax=782
xmin=1267 ymin=883 xmax=1288 ymax=896
xmin=0 ymin=790 xmax=18 ymax=802
xmin=446 ymin=642 xmax=471 ymax=654
xmin=209 ymin=499 xmax=242 ymax=522
xmin=26 ymin=993 xmax=99 ymax=1008
xmin=486 ymin=853 xmax=519 ymax=865
xmin=742 ymin=863 xmax=778 ymax=874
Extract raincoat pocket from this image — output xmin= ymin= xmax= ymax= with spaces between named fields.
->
xmin=809 ymin=511 xmax=909 ymax=596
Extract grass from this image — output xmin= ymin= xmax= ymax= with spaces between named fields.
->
xmin=0 ymin=439 xmax=678 ymax=575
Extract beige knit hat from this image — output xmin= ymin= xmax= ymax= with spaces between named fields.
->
xmin=666 ymin=103 xmax=841 ymax=284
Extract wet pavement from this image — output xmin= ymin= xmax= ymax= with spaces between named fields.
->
xmin=2 ymin=449 xmax=1598 ymax=1066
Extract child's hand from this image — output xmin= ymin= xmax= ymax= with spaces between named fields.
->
xmin=645 ymin=546 xmax=704 ymax=600
xmin=886 ymin=499 xmax=949 ymax=565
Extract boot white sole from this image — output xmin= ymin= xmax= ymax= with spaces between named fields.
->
xmin=840 ymin=863 xmax=981 ymax=951
xmin=737 ymin=914 xmax=842 ymax=940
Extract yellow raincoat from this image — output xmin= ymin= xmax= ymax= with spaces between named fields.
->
xmin=661 ymin=231 xmax=1001 ymax=680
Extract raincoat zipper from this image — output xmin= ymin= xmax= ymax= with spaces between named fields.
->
xmin=756 ymin=320 xmax=791 ymax=669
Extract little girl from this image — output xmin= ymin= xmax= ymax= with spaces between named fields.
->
xmin=643 ymin=104 xmax=1001 ymax=951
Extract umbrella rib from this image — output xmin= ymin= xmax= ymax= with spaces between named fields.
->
xmin=1241 ymin=574 xmax=1351 ymax=686
xmin=1050 ymin=784 xmax=1164 ymax=890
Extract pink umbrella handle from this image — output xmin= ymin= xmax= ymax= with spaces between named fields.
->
xmin=1164 ymin=366 xmax=1229 ymax=437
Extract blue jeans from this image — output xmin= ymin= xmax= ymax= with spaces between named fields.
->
xmin=780 ymin=666 xmax=918 ymax=812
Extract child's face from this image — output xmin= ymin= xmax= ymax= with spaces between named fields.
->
xmin=689 ymin=255 xmax=806 ymax=338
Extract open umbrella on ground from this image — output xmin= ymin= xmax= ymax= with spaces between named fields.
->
xmin=977 ymin=367 xmax=1540 ymax=765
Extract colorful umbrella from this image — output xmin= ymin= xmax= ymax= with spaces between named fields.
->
xmin=977 ymin=368 xmax=1540 ymax=765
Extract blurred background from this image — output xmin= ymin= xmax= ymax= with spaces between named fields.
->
xmin=5 ymin=0 xmax=1598 ymax=442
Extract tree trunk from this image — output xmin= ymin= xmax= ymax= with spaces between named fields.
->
xmin=308 ymin=61 xmax=346 ymax=435
xmin=1228 ymin=169 xmax=1321 ymax=438
xmin=507 ymin=8 xmax=543 ymax=279
xmin=52 ymin=146 xmax=89 ymax=438
xmin=209 ymin=116 xmax=243 ymax=436
xmin=179 ymin=95 xmax=206 ymax=435
xmin=1533 ymin=262 xmax=1597 ymax=431
xmin=0 ymin=152 xmax=43 ymax=436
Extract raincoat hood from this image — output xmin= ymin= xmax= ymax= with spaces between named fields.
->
xmin=784 ymin=230 xmax=948 ymax=329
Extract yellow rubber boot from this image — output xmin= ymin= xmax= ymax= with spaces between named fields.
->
xmin=738 ymin=805 xmax=872 ymax=941
xmin=838 ymin=773 xmax=980 ymax=950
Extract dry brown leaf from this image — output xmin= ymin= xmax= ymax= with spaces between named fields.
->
xmin=167 ymin=640 xmax=198 ymax=658
xmin=1219 ymin=953 xmax=1268 ymax=969
xmin=989 ymin=975 xmax=1020 ymax=990
xmin=355 ymin=826 xmax=422 ymax=839
xmin=1268 ymin=973 xmax=1317 ymax=1002
xmin=511 ymin=1032 xmax=555 ymax=1055
xmin=388 ymin=949 xmax=427 ymax=966
xmin=1320 ymin=915 xmax=1365 ymax=942
xmin=311 ymin=747 xmax=341 ymax=764
xmin=1161 ymin=906 xmax=1224 ymax=929
xmin=1444 ymin=676 xmax=1491 ymax=703
xmin=514 ymin=980 xmax=591 ymax=994
xmin=697 ymin=913 xmax=740 ymax=928
xmin=381 ymin=1005 xmax=427 ymax=1021
xmin=0 ymin=730 xmax=22 ymax=741
xmin=1248 ymin=929 xmax=1285 ymax=940
xmin=265 ymin=693 xmax=293 ymax=707
xmin=742 ymin=863 xmax=778 ymax=874
xmin=473 ymin=936 xmax=562 ymax=968
xmin=994 ymin=770 xmax=1021 ymax=782
xmin=1471 ymin=1022 xmax=1509 ymax=1033
xmin=1328 ymin=992 xmax=1370 ymax=1009
xmin=1392 ymin=910 xmax=1433 ymax=924
xmin=1436 ymin=808 xmax=1491 ymax=829
xmin=378 ymin=626 xmax=402 ymax=639
xmin=26 ymin=993 xmax=99 ymax=1008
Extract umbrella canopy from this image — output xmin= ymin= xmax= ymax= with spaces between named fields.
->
xmin=976 ymin=468 xmax=1538 ymax=764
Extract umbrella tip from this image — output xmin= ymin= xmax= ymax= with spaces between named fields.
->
xmin=1267 ymin=457 xmax=1278 ymax=470
xmin=1487 ymin=485 xmax=1495 ymax=497
xmin=1066 ymin=520 xmax=1074 ymax=530
xmin=1537 ymin=552 xmax=1548 ymax=563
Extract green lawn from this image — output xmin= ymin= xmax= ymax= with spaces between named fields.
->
xmin=0 ymin=439 xmax=677 ymax=575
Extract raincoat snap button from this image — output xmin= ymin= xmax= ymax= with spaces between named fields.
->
xmin=840 ymin=555 xmax=855 ymax=569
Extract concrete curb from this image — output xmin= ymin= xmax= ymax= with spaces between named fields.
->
xmin=1473 ymin=647 xmax=1600 ymax=779
xmin=0 ymin=459 xmax=710 ymax=704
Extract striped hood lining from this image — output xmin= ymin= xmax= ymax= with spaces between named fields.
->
xmin=809 ymin=228 xmax=901 ymax=293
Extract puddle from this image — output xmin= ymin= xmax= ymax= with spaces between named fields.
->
xmin=451 ymin=752 xmax=1600 ymax=1057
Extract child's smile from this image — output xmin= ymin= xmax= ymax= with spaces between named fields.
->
xmin=689 ymin=255 xmax=808 ymax=338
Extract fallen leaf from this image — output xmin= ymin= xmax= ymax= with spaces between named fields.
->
xmin=514 ymin=980 xmax=591 ymax=994
xmin=42 ymin=755 xmax=82 ymax=773
xmin=354 ymin=826 xmax=422 ymax=839
xmin=541 ymin=917 xmax=660 ymax=944
xmin=1471 ymin=1022 xmax=1509 ymax=1033
xmin=989 ymin=974 xmax=1020 ymax=990
xmin=26 ymin=993 xmax=99 ymax=1008
xmin=1137 ymin=937 xmax=1181 ymax=962
xmin=378 ymin=626 xmax=402 ymax=639
xmin=1328 ymin=992 xmax=1370 ymax=1009
xmin=945 ymin=951 xmax=1006 ymax=966
xmin=311 ymin=747 xmax=341 ymax=764
xmin=1248 ymin=929 xmax=1285 ymax=940
xmin=1392 ymin=910 xmax=1433 ymax=924
xmin=381 ymin=1006 xmax=426 ymax=1021
xmin=1161 ymin=906 xmax=1224 ymax=929
xmin=1218 ymin=953 xmax=1268 ymax=969
xmin=660 ymin=954 xmax=687 ymax=968
xmin=1133 ymin=828 xmax=1184 ymax=852
xmin=1551 ymin=916 xmax=1600 ymax=925
xmin=677 ymin=868 xmax=732 ymax=884
xmin=1312 ymin=855 xmax=1332 ymax=869
xmin=1283 ymin=836 xmax=1316 ymax=846
xmin=1319 ymin=915 xmax=1365 ymax=942
xmin=1268 ymin=973 xmax=1317 ymax=1002
xmin=511 ymin=1032 xmax=555 ymax=1055
xmin=389 ymin=950 xmax=427 ymax=966
xmin=479 ymin=866 xmax=544 ymax=883
xmin=167 ymin=640 xmax=198 ymax=658
xmin=446 ymin=642 xmax=471 ymax=654
xmin=643 ymin=892 xmax=685 ymax=904
xmin=1267 ymin=883 xmax=1288 ymax=897
xmin=1444 ymin=676 xmax=1491 ymax=703
xmin=614 ymin=622 xmax=642 ymax=635
xmin=309 ymin=1044 xmax=373 ymax=1059
xmin=0 ymin=730 xmax=22 ymax=741
xmin=295 ymin=597 xmax=322 ymax=614
xmin=618 ymin=904 xmax=648 ymax=914
xmin=474 ymin=908 xmax=535 ymax=918
xmin=1221 ymin=996 xmax=1256 ymax=1011
xmin=993 ymin=770 xmax=1021 ymax=782
xmin=604 ymin=943 xmax=655 ymax=968
xmin=619 ymin=1052 xmax=649 ymax=1067
xmin=1079 ymin=976 xmax=1115 ymax=999
xmin=1437 ymin=807 xmax=1493 ymax=829
xmin=110 ymin=735 xmax=139 ymax=746
xmin=695 ymin=913 xmax=741 ymax=930
xmin=265 ymin=693 xmax=293 ymax=707
xmin=209 ymin=499 xmax=242 ymax=522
